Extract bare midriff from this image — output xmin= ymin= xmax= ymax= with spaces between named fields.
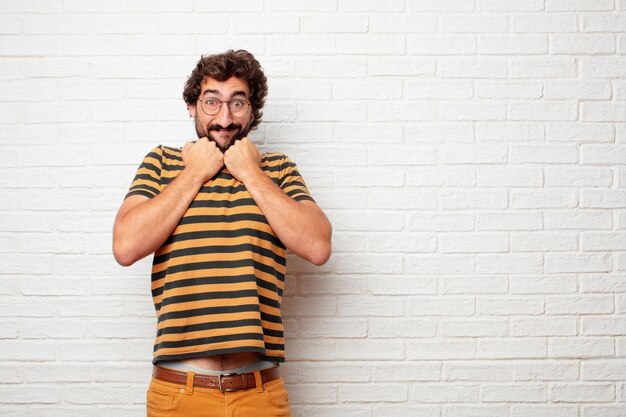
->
xmin=175 ymin=352 xmax=262 ymax=371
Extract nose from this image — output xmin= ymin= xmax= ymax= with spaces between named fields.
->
xmin=214 ymin=101 xmax=233 ymax=127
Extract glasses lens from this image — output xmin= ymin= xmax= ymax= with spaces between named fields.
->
xmin=229 ymin=100 xmax=248 ymax=115
xmin=202 ymin=98 xmax=220 ymax=115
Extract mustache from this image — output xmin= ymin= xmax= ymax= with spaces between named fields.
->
xmin=208 ymin=123 xmax=242 ymax=132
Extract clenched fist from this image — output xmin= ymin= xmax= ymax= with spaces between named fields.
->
xmin=223 ymin=137 xmax=263 ymax=184
xmin=182 ymin=137 xmax=224 ymax=184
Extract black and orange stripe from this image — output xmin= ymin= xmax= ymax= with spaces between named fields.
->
xmin=126 ymin=145 xmax=313 ymax=364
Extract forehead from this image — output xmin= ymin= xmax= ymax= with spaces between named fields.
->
xmin=200 ymin=76 xmax=250 ymax=97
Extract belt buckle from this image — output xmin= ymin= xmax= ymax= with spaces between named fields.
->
xmin=218 ymin=372 xmax=240 ymax=392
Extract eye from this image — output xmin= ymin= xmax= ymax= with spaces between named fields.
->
xmin=204 ymin=98 xmax=219 ymax=106
xmin=231 ymin=99 xmax=245 ymax=108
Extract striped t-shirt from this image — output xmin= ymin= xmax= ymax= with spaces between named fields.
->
xmin=125 ymin=144 xmax=314 ymax=364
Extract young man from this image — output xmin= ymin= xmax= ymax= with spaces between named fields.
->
xmin=113 ymin=50 xmax=332 ymax=416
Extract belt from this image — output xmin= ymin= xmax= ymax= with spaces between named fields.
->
xmin=152 ymin=364 xmax=280 ymax=392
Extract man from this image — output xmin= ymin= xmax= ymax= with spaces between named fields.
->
xmin=113 ymin=49 xmax=332 ymax=416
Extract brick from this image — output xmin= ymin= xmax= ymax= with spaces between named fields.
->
xmin=301 ymin=14 xmax=368 ymax=33
xmin=477 ymin=339 xmax=547 ymax=359
xmin=373 ymin=362 xmax=440 ymax=382
xmin=546 ymin=122 xmax=613 ymax=143
xmin=337 ymin=35 xmax=406 ymax=55
xmin=512 ymin=13 xmax=577 ymax=32
xmin=510 ymin=58 xmax=577 ymax=78
xmin=339 ymin=384 xmax=408 ymax=402
xmin=369 ymin=318 xmax=436 ymax=338
xmin=546 ymin=0 xmax=614 ymax=11
xmin=335 ymin=339 xmax=404 ymax=360
xmin=476 ymin=81 xmax=543 ymax=99
xmin=582 ymin=317 xmax=626 ymax=336
xmin=439 ymin=233 xmax=509 ymax=253
xmin=481 ymin=384 xmax=547 ymax=402
xmin=442 ymin=319 xmax=508 ymax=337
xmin=412 ymin=384 xmax=479 ymax=403
xmin=510 ymin=232 xmax=577 ymax=252
xmin=550 ymin=383 xmax=614 ymax=402
xmin=582 ymin=360 xmax=626 ymax=381
xmin=511 ymin=317 xmax=577 ymax=337
xmin=370 ymin=13 xmax=436 ymax=33
xmin=407 ymin=35 xmax=476 ymax=55
xmin=407 ymin=339 xmax=476 ymax=360
xmin=439 ymin=190 xmax=508 ymax=210
xmin=545 ymin=167 xmax=612 ymax=187
xmin=478 ymin=298 xmax=545 ymax=315
xmin=299 ymin=319 xmax=367 ymax=337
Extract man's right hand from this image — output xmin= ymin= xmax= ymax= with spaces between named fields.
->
xmin=182 ymin=137 xmax=224 ymax=184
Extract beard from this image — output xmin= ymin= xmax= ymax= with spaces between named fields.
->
xmin=194 ymin=118 xmax=251 ymax=153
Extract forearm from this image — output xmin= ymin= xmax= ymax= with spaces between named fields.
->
xmin=243 ymin=171 xmax=332 ymax=265
xmin=113 ymin=170 xmax=203 ymax=266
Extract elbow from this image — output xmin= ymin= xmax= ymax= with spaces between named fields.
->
xmin=112 ymin=238 xmax=137 ymax=267
xmin=309 ymin=227 xmax=332 ymax=266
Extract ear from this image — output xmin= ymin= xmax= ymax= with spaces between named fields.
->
xmin=188 ymin=103 xmax=197 ymax=118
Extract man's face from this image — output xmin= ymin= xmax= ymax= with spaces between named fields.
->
xmin=188 ymin=76 xmax=253 ymax=153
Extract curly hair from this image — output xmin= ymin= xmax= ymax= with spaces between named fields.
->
xmin=183 ymin=50 xmax=267 ymax=131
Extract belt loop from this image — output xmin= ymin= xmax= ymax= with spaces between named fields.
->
xmin=253 ymin=370 xmax=263 ymax=393
xmin=185 ymin=371 xmax=195 ymax=395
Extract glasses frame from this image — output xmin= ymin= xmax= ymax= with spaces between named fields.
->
xmin=198 ymin=96 xmax=251 ymax=117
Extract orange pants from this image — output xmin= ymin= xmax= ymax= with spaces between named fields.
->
xmin=146 ymin=371 xmax=291 ymax=417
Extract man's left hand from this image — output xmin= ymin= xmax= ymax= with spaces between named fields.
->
xmin=223 ymin=137 xmax=263 ymax=184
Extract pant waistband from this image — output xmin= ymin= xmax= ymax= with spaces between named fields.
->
xmin=152 ymin=364 xmax=280 ymax=392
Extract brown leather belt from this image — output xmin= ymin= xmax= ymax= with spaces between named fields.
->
xmin=152 ymin=364 xmax=280 ymax=392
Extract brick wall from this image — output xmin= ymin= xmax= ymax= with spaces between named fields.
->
xmin=1 ymin=1 xmax=626 ymax=416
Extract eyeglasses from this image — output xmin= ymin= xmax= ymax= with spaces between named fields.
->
xmin=198 ymin=96 xmax=250 ymax=116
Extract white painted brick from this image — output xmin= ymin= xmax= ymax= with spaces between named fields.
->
xmin=406 ymin=254 xmax=475 ymax=274
xmin=410 ymin=212 xmax=474 ymax=232
xmin=412 ymin=384 xmax=479 ymax=403
xmin=515 ymin=360 xmax=579 ymax=381
xmin=299 ymin=102 xmax=366 ymax=122
xmin=476 ymin=212 xmax=543 ymax=231
xmin=481 ymin=384 xmax=547 ymax=402
xmin=297 ymin=58 xmax=366 ymax=78
xmin=407 ymin=297 xmax=475 ymax=316
xmin=583 ymin=14 xmax=626 ymax=32
xmin=442 ymin=275 xmax=508 ymax=295
xmin=406 ymin=167 xmax=475 ymax=187
xmin=374 ymin=362 xmax=440 ymax=382
xmin=511 ymin=317 xmax=577 ymax=337
xmin=267 ymin=36 xmax=335 ymax=55
xmin=368 ymin=100 xmax=436 ymax=122
xmin=511 ymin=189 xmax=578 ymax=209
xmin=0 ymin=320 xmax=18 ymax=339
xmin=408 ymin=0 xmax=474 ymax=12
xmin=546 ymin=0 xmax=614 ymax=11
xmin=281 ymin=296 xmax=336 ymax=317
xmin=195 ymin=0 xmax=262 ymax=12
xmin=335 ymin=339 xmax=405 ymax=360
xmin=408 ymin=35 xmax=477 ymax=55
xmin=0 ymin=35 xmax=58 ymax=56
xmin=480 ymin=35 xmax=548 ymax=55
xmin=582 ymin=317 xmax=626 ymax=336
xmin=339 ymin=297 xmax=404 ymax=317
xmin=580 ymin=57 xmax=626 ymax=78
xmin=370 ymin=14 xmax=437 ymax=33
xmin=301 ymin=14 xmax=368 ymax=33
xmin=510 ymin=58 xmax=578 ymax=78
xmin=300 ymin=275 xmax=367 ymax=295
xmin=369 ymin=189 xmax=438 ymax=209
xmin=300 ymin=319 xmax=367 ymax=338
xmin=582 ymin=103 xmax=626 ymax=122
xmin=368 ymin=57 xmax=435 ymax=76
xmin=546 ymin=337 xmax=606 ymax=360
xmin=546 ymin=253 xmax=612 ymax=273
xmin=88 ymin=320 xmax=155 ymax=338
xmin=0 ymin=386 xmax=61 ymax=404
xmin=581 ymin=274 xmax=626 ymax=293
xmin=477 ymin=254 xmax=543 ymax=274
xmin=581 ymin=232 xmax=626 ymax=251
xmin=369 ymin=318 xmax=436 ymax=338
xmin=443 ymin=15 xmax=509 ymax=33
xmin=339 ymin=384 xmax=408 ymax=403
xmin=544 ymin=210 xmax=612 ymax=230
xmin=546 ymin=122 xmax=614 ymax=143
xmin=266 ymin=0 xmax=336 ymax=11
xmin=511 ymin=232 xmax=577 ymax=252
xmin=440 ymin=190 xmax=508 ymax=210
xmin=302 ymin=405 xmax=371 ymax=416
xmin=477 ymin=339 xmax=547 ymax=359
xmin=476 ymin=81 xmax=542 ymax=99
xmin=407 ymin=339 xmax=476 ymax=360
xmin=442 ymin=319 xmax=508 ymax=337
xmin=510 ymin=102 xmax=578 ymax=122
xmin=334 ymin=212 xmax=404 ymax=232
xmin=368 ymin=233 xmax=436 ymax=254
xmin=545 ymin=167 xmax=612 ymax=187
xmin=440 ymin=233 xmax=508 ymax=253
xmin=582 ymin=360 xmax=626 ymax=381
xmin=368 ymin=275 xmax=437 ymax=296
xmin=550 ymin=383 xmax=615 ymax=402
xmin=512 ymin=13 xmax=577 ymax=33
xmin=478 ymin=298 xmax=545 ymax=315
xmin=0 ymin=341 xmax=56 ymax=361
xmin=444 ymin=405 xmax=510 ymax=417
xmin=582 ymin=406 xmax=626 ymax=417
xmin=551 ymin=35 xmax=616 ymax=54
xmin=445 ymin=362 xmax=513 ymax=382
xmin=287 ymin=362 xmax=370 ymax=384
xmin=337 ymin=34 xmax=406 ymax=55
xmin=374 ymin=405 xmax=437 ymax=417
xmin=439 ymin=143 xmax=507 ymax=163
xmin=581 ymin=189 xmax=626 ymax=209
xmin=21 ymin=319 xmax=87 ymax=339
xmin=545 ymin=80 xmax=612 ymax=100
xmin=57 ymin=341 xmax=126 ymax=362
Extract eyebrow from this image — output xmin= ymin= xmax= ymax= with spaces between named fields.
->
xmin=201 ymin=89 xmax=248 ymax=99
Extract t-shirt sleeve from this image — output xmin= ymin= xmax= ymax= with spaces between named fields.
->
xmin=125 ymin=146 xmax=163 ymax=199
xmin=279 ymin=156 xmax=315 ymax=202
